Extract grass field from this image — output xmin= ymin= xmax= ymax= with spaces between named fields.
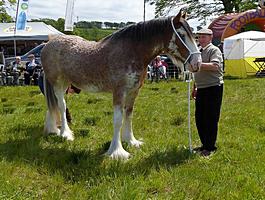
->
xmin=0 ymin=78 xmax=265 ymax=199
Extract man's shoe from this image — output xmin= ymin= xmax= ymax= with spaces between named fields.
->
xmin=200 ymin=149 xmax=212 ymax=157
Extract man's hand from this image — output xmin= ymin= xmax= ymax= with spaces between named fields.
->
xmin=192 ymin=87 xmax=197 ymax=100
xmin=187 ymin=64 xmax=199 ymax=73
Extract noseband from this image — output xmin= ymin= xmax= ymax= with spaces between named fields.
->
xmin=170 ymin=17 xmax=201 ymax=65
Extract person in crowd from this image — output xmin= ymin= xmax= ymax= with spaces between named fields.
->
xmin=151 ymin=55 xmax=167 ymax=82
xmin=9 ymin=56 xmax=25 ymax=85
xmin=0 ymin=64 xmax=6 ymax=85
xmin=191 ymin=28 xmax=224 ymax=157
xmin=160 ymin=57 xmax=168 ymax=80
xmin=24 ymin=54 xmax=40 ymax=85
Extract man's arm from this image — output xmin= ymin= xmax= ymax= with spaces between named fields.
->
xmin=199 ymin=62 xmax=219 ymax=71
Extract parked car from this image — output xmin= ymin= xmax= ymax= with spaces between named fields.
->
xmin=5 ymin=43 xmax=45 ymax=66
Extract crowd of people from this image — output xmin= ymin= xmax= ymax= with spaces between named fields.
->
xmin=0 ymin=54 xmax=42 ymax=86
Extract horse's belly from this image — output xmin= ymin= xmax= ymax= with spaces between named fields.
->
xmin=82 ymin=84 xmax=102 ymax=93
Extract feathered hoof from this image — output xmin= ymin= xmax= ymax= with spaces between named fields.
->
xmin=127 ymin=139 xmax=144 ymax=148
xmin=105 ymin=146 xmax=130 ymax=160
xmin=61 ymin=130 xmax=74 ymax=141
xmin=122 ymin=136 xmax=144 ymax=148
xmin=44 ymin=127 xmax=60 ymax=136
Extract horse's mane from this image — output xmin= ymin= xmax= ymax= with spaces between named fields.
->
xmin=101 ymin=17 xmax=172 ymax=42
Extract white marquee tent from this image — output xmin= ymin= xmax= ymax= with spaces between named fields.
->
xmin=0 ymin=22 xmax=63 ymax=41
xmin=223 ymin=31 xmax=265 ymax=78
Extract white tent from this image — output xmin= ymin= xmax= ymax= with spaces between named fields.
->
xmin=223 ymin=31 xmax=265 ymax=78
xmin=0 ymin=22 xmax=63 ymax=41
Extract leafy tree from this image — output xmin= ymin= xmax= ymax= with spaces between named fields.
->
xmin=75 ymin=21 xmax=93 ymax=29
xmin=0 ymin=0 xmax=16 ymax=22
xmin=146 ymin=0 xmax=257 ymax=23
xmin=30 ymin=18 xmax=65 ymax=33
xmin=91 ymin=21 xmax=102 ymax=29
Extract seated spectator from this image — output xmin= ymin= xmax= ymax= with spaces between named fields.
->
xmin=0 ymin=64 xmax=6 ymax=85
xmin=24 ymin=54 xmax=41 ymax=85
xmin=151 ymin=55 xmax=168 ymax=82
xmin=8 ymin=56 xmax=25 ymax=85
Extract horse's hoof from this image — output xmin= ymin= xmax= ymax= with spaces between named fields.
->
xmin=105 ymin=148 xmax=130 ymax=160
xmin=44 ymin=127 xmax=60 ymax=136
xmin=61 ymin=130 xmax=74 ymax=141
xmin=128 ymin=139 xmax=144 ymax=148
xmin=64 ymin=135 xmax=74 ymax=141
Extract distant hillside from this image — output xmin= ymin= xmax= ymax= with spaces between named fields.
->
xmin=73 ymin=27 xmax=116 ymax=41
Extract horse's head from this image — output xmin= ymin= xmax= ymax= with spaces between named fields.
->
xmin=166 ymin=10 xmax=202 ymax=73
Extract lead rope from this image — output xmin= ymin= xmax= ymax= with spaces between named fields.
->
xmin=171 ymin=17 xmax=199 ymax=153
xmin=186 ymin=72 xmax=193 ymax=153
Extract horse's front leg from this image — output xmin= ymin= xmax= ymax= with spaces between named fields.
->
xmin=106 ymin=104 xmax=130 ymax=159
xmin=122 ymin=90 xmax=143 ymax=147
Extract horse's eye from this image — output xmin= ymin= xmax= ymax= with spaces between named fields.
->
xmin=178 ymin=33 xmax=185 ymax=42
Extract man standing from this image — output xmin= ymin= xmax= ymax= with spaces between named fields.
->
xmin=191 ymin=28 xmax=224 ymax=157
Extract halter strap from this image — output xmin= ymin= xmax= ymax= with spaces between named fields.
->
xmin=170 ymin=17 xmax=201 ymax=65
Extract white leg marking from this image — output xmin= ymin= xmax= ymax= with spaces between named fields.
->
xmin=106 ymin=105 xmax=130 ymax=159
xmin=54 ymin=87 xmax=74 ymax=141
xmin=44 ymin=111 xmax=60 ymax=135
xmin=122 ymin=111 xmax=143 ymax=148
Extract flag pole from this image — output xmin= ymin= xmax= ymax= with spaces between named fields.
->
xmin=143 ymin=0 xmax=146 ymax=22
xmin=13 ymin=0 xmax=20 ymax=57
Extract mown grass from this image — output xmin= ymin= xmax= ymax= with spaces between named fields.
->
xmin=0 ymin=78 xmax=265 ymax=199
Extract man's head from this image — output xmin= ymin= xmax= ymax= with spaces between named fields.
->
xmin=197 ymin=28 xmax=213 ymax=48
xmin=15 ymin=56 xmax=21 ymax=63
xmin=28 ymin=54 xmax=35 ymax=60
xmin=156 ymin=55 xmax=161 ymax=61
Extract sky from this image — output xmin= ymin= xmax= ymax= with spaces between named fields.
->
xmin=26 ymin=0 xmax=156 ymax=23
xmin=7 ymin=0 xmax=202 ymax=30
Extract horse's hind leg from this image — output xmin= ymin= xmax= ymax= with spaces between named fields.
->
xmin=122 ymin=90 xmax=143 ymax=147
xmin=106 ymin=92 xmax=130 ymax=159
xmin=54 ymin=86 xmax=74 ymax=141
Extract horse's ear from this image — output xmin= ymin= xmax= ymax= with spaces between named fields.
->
xmin=182 ymin=12 xmax=187 ymax=19
xmin=173 ymin=9 xmax=182 ymax=24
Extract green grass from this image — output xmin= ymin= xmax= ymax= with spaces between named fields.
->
xmin=0 ymin=78 xmax=265 ymax=199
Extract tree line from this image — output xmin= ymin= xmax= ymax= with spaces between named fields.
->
xmin=0 ymin=0 xmax=261 ymax=40
xmin=1 ymin=1 xmax=259 ymax=25
xmin=146 ymin=0 xmax=258 ymax=25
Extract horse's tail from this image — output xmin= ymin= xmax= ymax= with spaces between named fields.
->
xmin=43 ymin=74 xmax=59 ymax=113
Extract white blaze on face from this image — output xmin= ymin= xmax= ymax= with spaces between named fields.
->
xmin=168 ymin=25 xmax=202 ymax=72
xmin=179 ymin=28 xmax=202 ymax=70
xmin=168 ymin=34 xmax=182 ymax=60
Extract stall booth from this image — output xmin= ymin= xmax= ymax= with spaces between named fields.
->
xmin=223 ymin=31 xmax=265 ymax=78
xmin=0 ymin=22 xmax=63 ymax=57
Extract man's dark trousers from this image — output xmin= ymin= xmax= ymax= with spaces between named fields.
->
xmin=195 ymin=85 xmax=223 ymax=151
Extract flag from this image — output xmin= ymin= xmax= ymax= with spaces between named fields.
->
xmin=16 ymin=0 xmax=29 ymax=31
xmin=64 ymin=0 xmax=75 ymax=31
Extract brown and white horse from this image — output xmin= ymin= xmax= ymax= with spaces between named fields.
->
xmin=41 ymin=10 xmax=201 ymax=159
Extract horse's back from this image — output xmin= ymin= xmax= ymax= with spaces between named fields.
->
xmin=41 ymin=35 xmax=97 ymax=62
xmin=41 ymin=35 xmax=99 ymax=85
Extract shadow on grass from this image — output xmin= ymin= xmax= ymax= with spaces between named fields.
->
xmin=0 ymin=124 xmax=194 ymax=184
xmin=0 ymin=124 xmax=106 ymax=183
xmin=132 ymin=147 xmax=195 ymax=176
